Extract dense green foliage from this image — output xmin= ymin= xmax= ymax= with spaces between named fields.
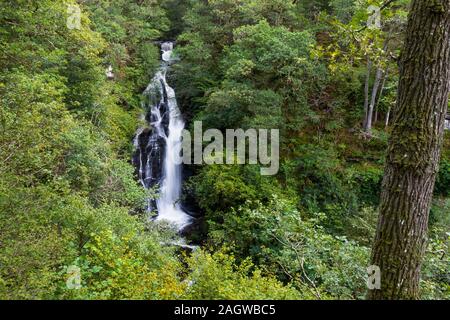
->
xmin=175 ymin=0 xmax=449 ymax=299
xmin=0 ymin=0 xmax=448 ymax=300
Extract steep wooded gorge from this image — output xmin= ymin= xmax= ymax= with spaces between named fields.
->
xmin=0 ymin=0 xmax=448 ymax=300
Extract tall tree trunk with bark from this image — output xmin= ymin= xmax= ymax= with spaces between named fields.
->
xmin=368 ymin=0 xmax=450 ymax=300
xmin=365 ymin=67 xmax=384 ymax=133
xmin=363 ymin=58 xmax=372 ymax=129
xmin=375 ymin=71 xmax=388 ymax=124
xmin=385 ymin=106 xmax=391 ymax=129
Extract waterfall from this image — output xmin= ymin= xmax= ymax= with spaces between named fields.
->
xmin=134 ymin=42 xmax=191 ymax=231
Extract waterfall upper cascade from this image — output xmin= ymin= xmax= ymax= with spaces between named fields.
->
xmin=133 ymin=42 xmax=191 ymax=231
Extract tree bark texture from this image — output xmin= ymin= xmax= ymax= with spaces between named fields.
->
xmin=368 ymin=0 xmax=450 ymax=300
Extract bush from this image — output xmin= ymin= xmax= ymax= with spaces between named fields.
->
xmin=62 ymin=230 xmax=185 ymax=300
xmin=187 ymin=164 xmax=279 ymax=221
xmin=185 ymin=249 xmax=307 ymax=300
xmin=206 ymin=196 xmax=370 ymax=299
xmin=436 ymin=160 xmax=450 ymax=197
xmin=421 ymin=230 xmax=450 ymax=300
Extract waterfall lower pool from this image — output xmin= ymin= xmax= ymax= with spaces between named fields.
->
xmin=133 ymin=42 xmax=192 ymax=232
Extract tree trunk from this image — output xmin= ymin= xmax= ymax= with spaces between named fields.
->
xmin=385 ymin=106 xmax=391 ymax=129
xmin=363 ymin=58 xmax=372 ymax=129
xmin=374 ymin=106 xmax=378 ymax=124
xmin=375 ymin=72 xmax=388 ymax=124
xmin=365 ymin=67 xmax=384 ymax=133
xmin=368 ymin=0 xmax=450 ymax=300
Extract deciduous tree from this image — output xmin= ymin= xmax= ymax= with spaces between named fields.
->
xmin=368 ymin=0 xmax=450 ymax=300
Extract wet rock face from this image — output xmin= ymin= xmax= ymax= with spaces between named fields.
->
xmin=133 ymin=82 xmax=170 ymax=193
xmin=180 ymin=216 xmax=207 ymax=244
xmin=134 ymin=130 xmax=163 ymax=211
xmin=132 ymin=127 xmax=165 ymax=205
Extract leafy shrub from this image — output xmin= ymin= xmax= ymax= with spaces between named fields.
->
xmin=207 ymin=196 xmax=370 ymax=299
xmin=289 ymin=144 xmax=359 ymax=233
xmin=187 ymin=164 xmax=279 ymax=221
xmin=421 ymin=231 xmax=450 ymax=300
xmin=185 ymin=249 xmax=307 ymax=300
xmin=436 ymin=160 xmax=450 ymax=197
xmin=63 ymin=230 xmax=185 ymax=300
xmin=347 ymin=165 xmax=383 ymax=207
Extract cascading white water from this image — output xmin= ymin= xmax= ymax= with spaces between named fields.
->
xmin=135 ymin=42 xmax=191 ymax=231
xmin=154 ymin=68 xmax=190 ymax=229
xmin=161 ymin=42 xmax=174 ymax=62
